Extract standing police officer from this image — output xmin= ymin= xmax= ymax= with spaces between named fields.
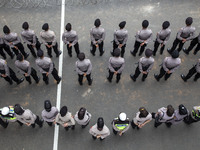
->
xmin=0 ymin=34 xmax=14 ymax=59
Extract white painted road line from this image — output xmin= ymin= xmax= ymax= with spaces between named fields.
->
xmin=53 ymin=0 xmax=65 ymax=149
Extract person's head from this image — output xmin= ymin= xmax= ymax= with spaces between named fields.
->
xmin=42 ymin=23 xmax=49 ymax=31
xmin=14 ymin=104 xmax=24 ymax=115
xmin=3 ymin=25 xmax=10 ymax=34
xmin=139 ymin=107 xmax=148 ymax=118
xmin=145 ymin=49 xmax=153 ymax=58
xmin=119 ymin=21 xmax=126 ymax=29
xmin=1 ymin=107 xmax=10 ymax=116
xmin=17 ymin=53 xmax=24 ymax=62
xmin=37 ymin=49 xmax=44 ymax=58
xmin=162 ymin=21 xmax=170 ymax=29
xmin=167 ymin=105 xmax=174 ymax=117
xmin=113 ymin=48 xmax=121 ymax=57
xmin=78 ymin=107 xmax=86 ymax=120
xmin=178 ymin=104 xmax=188 ymax=115
xmin=193 ymin=108 xmax=200 ymax=119
xmin=142 ymin=20 xmax=149 ymax=28
xmin=22 ymin=22 xmax=29 ymax=30
xmin=65 ymin=23 xmax=72 ymax=31
xmin=44 ymin=100 xmax=52 ymax=112
xmin=94 ymin=19 xmax=101 ymax=27
xmin=171 ymin=50 xmax=179 ymax=58
xmin=78 ymin=52 xmax=85 ymax=61
xmin=185 ymin=17 xmax=193 ymax=26
xmin=119 ymin=112 xmax=127 ymax=121
xmin=60 ymin=106 xmax=68 ymax=117
xmin=97 ymin=117 xmax=104 ymax=131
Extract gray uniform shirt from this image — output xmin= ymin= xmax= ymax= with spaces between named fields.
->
xmin=16 ymin=109 xmax=36 ymax=124
xmin=138 ymin=57 xmax=154 ymax=73
xmin=40 ymin=30 xmax=56 ymax=46
xmin=0 ymin=59 xmax=10 ymax=76
xmin=135 ymin=28 xmax=152 ymax=44
xmin=35 ymin=57 xmax=53 ymax=74
xmin=15 ymin=60 xmax=31 ymax=75
xmin=74 ymin=110 xmax=91 ymax=125
xmin=157 ymin=107 xmax=174 ymax=123
xmin=21 ymin=29 xmax=36 ymax=45
xmin=177 ymin=26 xmax=195 ymax=41
xmin=162 ymin=57 xmax=181 ymax=73
xmin=90 ymin=26 xmax=105 ymax=45
xmin=41 ymin=107 xmax=58 ymax=122
xmin=62 ymin=30 xmax=78 ymax=46
xmin=55 ymin=112 xmax=75 ymax=127
xmin=3 ymin=32 xmax=21 ymax=48
xmin=133 ymin=112 xmax=152 ymax=125
xmin=114 ymin=29 xmax=128 ymax=45
xmin=108 ymin=57 xmax=125 ymax=73
xmin=195 ymin=59 xmax=200 ymax=73
xmin=168 ymin=109 xmax=189 ymax=124
xmin=76 ymin=59 xmax=92 ymax=75
xmin=156 ymin=28 xmax=171 ymax=45
xmin=89 ymin=124 xmax=110 ymax=139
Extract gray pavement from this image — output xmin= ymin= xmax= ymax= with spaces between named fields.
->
xmin=0 ymin=0 xmax=200 ymax=150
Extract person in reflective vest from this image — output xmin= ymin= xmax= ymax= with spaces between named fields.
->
xmin=184 ymin=106 xmax=200 ymax=125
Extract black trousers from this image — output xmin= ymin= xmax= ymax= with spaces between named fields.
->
xmin=27 ymin=38 xmax=41 ymax=57
xmin=157 ymin=67 xmax=172 ymax=80
xmin=45 ymin=42 xmax=59 ymax=57
xmin=42 ymin=68 xmax=60 ymax=83
xmin=0 ymin=67 xmax=20 ymax=84
xmin=31 ymin=115 xmax=43 ymax=128
xmin=0 ymin=43 xmax=13 ymax=59
xmin=24 ymin=68 xmax=40 ymax=83
xmin=91 ymin=41 xmax=104 ymax=54
xmin=133 ymin=66 xmax=148 ymax=80
xmin=11 ymin=43 xmax=27 ymax=57
xmin=107 ymin=69 xmax=121 ymax=82
xmin=187 ymin=37 xmax=200 ymax=53
xmin=153 ymin=40 xmax=165 ymax=55
xmin=67 ymin=42 xmax=80 ymax=56
xmin=46 ymin=121 xmax=53 ymax=126
xmin=170 ymin=38 xmax=184 ymax=52
xmin=132 ymin=41 xmax=147 ymax=56
xmin=184 ymin=66 xmax=200 ymax=80
xmin=184 ymin=114 xmax=199 ymax=125
xmin=78 ymin=73 xmax=92 ymax=84
xmin=113 ymin=41 xmax=126 ymax=57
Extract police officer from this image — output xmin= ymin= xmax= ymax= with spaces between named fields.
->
xmin=0 ymin=34 xmax=14 ymax=59
xmin=153 ymin=21 xmax=171 ymax=56
xmin=14 ymin=104 xmax=44 ymax=128
xmin=15 ymin=53 xmax=40 ymax=84
xmin=184 ymin=106 xmax=200 ymax=125
xmin=41 ymin=100 xmax=58 ymax=126
xmin=107 ymin=48 xmax=125 ymax=83
xmin=21 ymin=22 xmax=41 ymax=58
xmin=62 ymin=23 xmax=80 ymax=57
xmin=168 ymin=17 xmax=195 ymax=53
xmin=152 ymin=105 xmax=175 ymax=128
xmin=154 ymin=50 xmax=181 ymax=81
xmin=90 ymin=18 xmax=105 ymax=56
xmin=130 ymin=20 xmax=152 ymax=56
xmin=112 ymin=112 xmax=130 ymax=136
xmin=181 ymin=59 xmax=200 ymax=82
xmin=35 ymin=49 xmax=61 ymax=85
xmin=3 ymin=25 xmax=29 ymax=59
xmin=40 ymin=23 xmax=61 ymax=58
xmin=0 ymin=58 xmax=24 ymax=85
xmin=89 ymin=117 xmax=110 ymax=140
xmin=55 ymin=106 xmax=75 ymax=131
xmin=76 ymin=52 xmax=92 ymax=85
xmin=112 ymin=21 xmax=128 ymax=57
xmin=183 ymin=32 xmax=200 ymax=55
xmin=74 ymin=107 xmax=92 ymax=128
xmin=130 ymin=49 xmax=154 ymax=82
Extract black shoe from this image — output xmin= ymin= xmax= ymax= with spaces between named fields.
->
xmin=28 ymin=80 xmax=32 ymax=84
xmin=79 ymin=81 xmax=83 ymax=85
xmin=138 ymin=53 xmax=142 ymax=56
xmin=100 ymin=50 xmax=104 ymax=56
xmin=71 ymin=125 xmax=75 ymax=130
xmin=164 ymin=77 xmax=168 ymax=81
xmin=193 ymin=51 xmax=198 ymax=55
xmin=45 ymin=80 xmax=49 ymax=85
xmin=142 ymin=77 xmax=145 ymax=82
xmin=183 ymin=48 xmax=189 ymax=55
xmin=10 ymin=52 xmax=15 ymax=59
xmin=36 ymin=77 xmax=40 ymax=84
xmin=130 ymin=74 xmax=136 ymax=82
xmin=181 ymin=74 xmax=187 ymax=82
xmin=92 ymin=136 xmax=97 ymax=140
xmin=154 ymin=74 xmax=160 ymax=81
xmin=57 ymin=77 xmax=61 ymax=84
xmin=39 ymin=119 xmax=44 ymax=127
xmin=49 ymin=54 xmax=53 ymax=58
xmin=56 ymin=51 xmax=62 ymax=57
xmin=24 ymin=53 xmax=29 ymax=59
xmin=110 ymin=51 xmax=113 ymax=56
xmin=194 ymin=77 xmax=198 ymax=82
xmin=69 ymin=53 xmax=72 ymax=57
xmin=90 ymin=50 xmax=95 ymax=56
xmin=130 ymin=50 xmax=136 ymax=56
xmin=153 ymin=53 xmax=156 ymax=56
xmin=2 ymin=55 xmax=6 ymax=59
xmin=88 ymin=78 xmax=93 ymax=85
xmin=107 ymin=77 xmax=112 ymax=83
xmin=116 ymin=79 xmax=120 ymax=83
xmin=100 ymin=138 xmax=104 ymax=141
xmin=17 ymin=78 xmax=24 ymax=85
xmin=167 ymin=48 xmax=171 ymax=54
xmin=9 ymin=80 xmax=13 ymax=85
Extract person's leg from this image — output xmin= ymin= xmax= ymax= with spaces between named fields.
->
xmin=30 ymin=68 xmax=40 ymax=83
xmin=35 ymin=115 xmax=43 ymax=127
xmin=74 ymin=42 xmax=80 ymax=57
xmin=138 ymin=43 xmax=147 ymax=56
xmin=25 ymin=75 xmax=32 ymax=84
xmin=131 ymin=41 xmax=140 ymax=56
xmin=170 ymin=38 xmax=180 ymax=52
xmin=154 ymin=67 xmax=166 ymax=81
xmin=107 ymin=70 xmax=114 ymax=82
xmin=153 ymin=40 xmax=160 ymax=56
xmin=90 ymin=42 xmax=96 ymax=56
xmin=182 ymin=66 xmax=196 ymax=81
xmin=116 ymin=73 xmax=121 ymax=83
xmin=15 ymin=43 xmax=29 ymax=58
xmin=78 ymin=74 xmax=84 ymax=85
xmin=3 ymin=44 xmax=14 ymax=59
xmin=27 ymin=44 xmax=37 ymax=57
xmin=45 ymin=45 xmax=52 ymax=58
xmin=194 ymin=72 xmax=200 ymax=81
xmin=164 ymin=73 xmax=172 ymax=80
xmin=177 ymin=41 xmax=184 ymax=52
xmin=0 ymin=118 xmax=8 ymax=128
xmin=112 ymin=128 xmax=118 ymax=135
xmin=67 ymin=44 xmax=72 ymax=57
xmin=142 ymin=73 xmax=148 ymax=81
xmin=160 ymin=44 xmax=165 ymax=55
xmin=86 ymin=74 xmax=92 ymax=85
xmin=130 ymin=66 xmax=141 ymax=81
xmin=42 ymin=73 xmax=49 ymax=84
xmin=0 ymin=46 xmax=6 ymax=59
xmin=194 ymin=43 xmax=200 ymax=55
xmin=99 ymin=41 xmax=104 ymax=56
xmin=9 ymin=67 xmax=23 ymax=84
xmin=120 ymin=44 xmax=126 ymax=57
xmin=51 ymin=68 xmax=61 ymax=84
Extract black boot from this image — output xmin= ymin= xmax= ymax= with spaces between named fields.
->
xmin=181 ymin=74 xmax=187 ymax=82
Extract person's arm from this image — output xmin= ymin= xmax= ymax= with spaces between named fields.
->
xmin=89 ymin=126 xmax=97 ymax=136
xmin=12 ymin=34 xmax=21 ymax=45
xmin=162 ymin=57 xmax=169 ymax=72
xmin=4 ymin=61 xmax=10 ymax=76
xmin=122 ymin=31 xmax=128 ymax=45
xmin=75 ymin=61 xmax=84 ymax=75
xmin=90 ymin=28 xmax=96 ymax=45
xmin=40 ymin=32 xmax=48 ymax=45
xmin=71 ymin=33 xmax=78 ymax=46
xmin=114 ymin=31 xmax=119 ymax=45
xmin=138 ymin=58 xmax=143 ymax=72
xmin=100 ymin=126 xmax=110 ymax=139
xmin=135 ymin=31 xmax=144 ymax=43
xmin=146 ymin=60 xmax=154 ymax=72
xmin=27 ymin=64 xmax=32 ymax=76
xmin=145 ymin=30 xmax=152 ymax=44
xmin=108 ymin=58 xmax=115 ymax=72
xmin=48 ymin=60 xmax=54 ymax=74
xmin=21 ymin=33 xmax=32 ymax=45
xmin=163 ymin=30 xmax=171 ymax=45
xmin=67 ymin=114 xmax=75 ymax=126
xmin=169 ymin=59 xmax=181 ymax=73
xmin=117 ymin=60 xmax=125 ymax=73
xmin=121 ymin=123 xmax=130 ymax=133
xmin=97 ymin=29 xmax=105 ymax=44
xmin=86 ymin=60 xmax=92 ymax=75
xmin=186 ymin=27 xmax=195 ymax=41
xmin=156 ymin=31 xmax=163 ymax=43
xmin=177 ymin=28 xmax=184 ymax=40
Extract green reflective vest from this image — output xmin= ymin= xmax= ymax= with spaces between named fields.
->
xmin=0 ymin=107 xmax=16 ymax=120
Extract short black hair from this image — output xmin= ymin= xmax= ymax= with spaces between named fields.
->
xmin=139 ymin=107 xmax=148 ymax=118
xmin=113 ymin=48 xmax=121 ymax=57
xmin=65 ymin=23 xmax=72 ymax=31
xmin=37 ymin=49 xmax=44 ymax=57
xmin=185 ymin=17 xmax=193 ymax=26
xmin=3 ymin=25 xmax=10 ymax=34
xmin=22 ymin=22 xmax=29 ymax=30
xmin=78 ymin=52 xmax=85 ymax=61
xmin=94 ymin=19 xmax=101 ymax=27
xmin=14 ymin=104 xmax=24 ymax=115
xmin=60 ymin=106 xmax=68 ymax=117
xmin=42 ymin=23 xmax=49 ymax=31
xmin=142 ymin=20 xmax=149 ymax=28
xmin=119 ymin=21 xmax=126 ymax=29
xmin=162 ymin=21 xmax=170 ymax=29
xmin=17 ymin=53 xmax=23 ymax=61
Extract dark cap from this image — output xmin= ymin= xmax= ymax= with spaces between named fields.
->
xmin=78 ymin=52 xmax=85 ymax=61
xmin=94 ymin=19 xmax=101 ymax=27
xmin=42 ymin=23 xmax=49 ymax=31
xmin=142 ymin=20 xmax=149 ymax=28
xmin=3 ymin=25 xmax=10 ymax=34
xmin=179 ymin=104 xmax=188 ymax=115
xmin=22 ymin=22 xmax=29 ymax=30
xmin=97 ymin=117 xmax=104 ymax=130
xmin=171 ymin=50 xmax=179 ymax=58
xmin=162 ymin=21 xmax=170 ymax=29
xmin=65 ymin=23 xmax=72 ymax=31
xmin=60 ymin=106 xmax=68 ymax=117
xmin=113 ymin=48 xmax=121 ymax=57
xmin=185 ymin=17 xmax=193 ymax=26
xmin=145 ymin=49 xmax=153 ymax=57
xmin=78 ymin=107 xmax=86 ymax=120
xmin=44 ymin=100 xmax=52 ymax=112
xmin=37 ymin=49 xmax=44 ymax=57
xmin=119 ymin=21 xmax=126 ymax=29
xmin=17 ymin=53 xmax=23 ymax=61
xmin=14 ymin=104 xmax=24 ymax=115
